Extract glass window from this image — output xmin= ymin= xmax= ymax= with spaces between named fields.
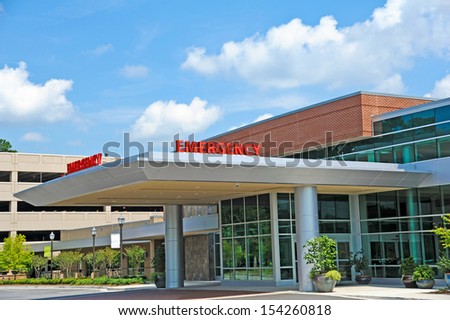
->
xmin=17 ymin=202 xmax=102 ymax=212
xmin=246 ymin=223 xmax=258 ymax=236
xmin=233 ymin=224 xmax=245 ymax=237
xmin=373 ymin=121 xmax=383 ymax=136
xmin=0 ymin=171 xmax=11 ymax=182
xmin=247 ymin=237 xmax=260 ymax=268
xmin=233 ymin=238 xmax=246 ymax=268
xmin=258 ymin=194 xmax=270 ymax=220
xmin=259 ymin=221 xmax=271 ymax=235
xmin=232 ymin=198 xmax=244 ymax=223
xmin=18 ymin=172 xmax=40 ymax=183
xmin=394 ymin=144 xmax=414 ymax=163
xmin=335 ymin=195 xmax=350 ymax=219
xmin=415 ymin=140 xmax=437 ymax=161
xmin=378 ymin=191 xmax=398 ymax=218
xmin=318 ymin=194 xmax=335 ymax=219
xmin=412 ymin=109 xmax=435 ymax=127
xmin=279 ymin=235 xmax=293 ymax=267
xmin=222 ymin=239 xmax=233 ymax=267
xmin=222 ymin=225 xmax=232 ymax=238
xmin=436 ymin=122 xmax=450 ymax=136
xmin=414 ymin=126 xmax=435 ymax=140
xmin=419 ymin=186 xmax=442 ymax=215
xmin=435 ymin=105 xmax=450 ymax=123
xmin=245 ymin=196 xmax=258 ymax=222
xmin=392 ymin=131 xmax=414 ymax=144
xmin=0 ymin=201 xmax=10 ymax=212
xmin=442 ymin=185 xmax=450 ymax=213
xmin=277 ymin=193 xmax=290 ymax=219
xmin=437 ymin=137 xmax=450 ymax=158
xmin=375 ymin=148 xmax=394 ymax=163
xmin=365 ymin=194 xmax=379 ymax=219
xmin=260 ymin=236 xmax=272 ymax=268
xmin=397 ymin=189 xmax=418 ymax=217
xmin=278 ymin=221 xmax=291 ymax=234
xmin=41 ymin=172 xmax=62 ymax=182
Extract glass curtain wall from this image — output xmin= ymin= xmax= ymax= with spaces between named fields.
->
xmin=276 ymin=193 xmax=352 ymax=282
xmin=221 ymin=194 xmax=273 ymax=280
xmin=359 ymin=185 xmax=448 ymax=278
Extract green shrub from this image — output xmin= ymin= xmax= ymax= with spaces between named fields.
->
xmin=412 ymin=265 xmax=435 ymax=281
xmin=401 ymin=256 xmax=416 ymax=275
xmin=303 ymin=235 xmax=338 ymax=279
xmin=324 ymin=270 xmax=342 ymax=281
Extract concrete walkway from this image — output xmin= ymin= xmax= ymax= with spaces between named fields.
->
xmin=108 ymin=280 xmax=450 ymax=300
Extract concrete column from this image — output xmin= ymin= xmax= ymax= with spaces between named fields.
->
xmin=165 ymin=205 xmax=184 ymax=288
xmin=294 ymin=186 xmax=319 ymax=292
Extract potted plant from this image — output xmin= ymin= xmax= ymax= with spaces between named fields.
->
xmin=401 ymin=256 xmax=417 ymax=288
xmin=303 ymin=235 xmax=341 ymax=292
xmin=150 ymin=243 xmax=165 ymax=288
xmin=436 ymin=254 xmax=450 ymax=288
xmin=349 ymin=249 xmax=371 ymax=284
xmin=412 ymin=264 xmax=435 ymax=289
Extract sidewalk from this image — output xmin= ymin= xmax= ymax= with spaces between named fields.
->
xmin=111 ymin=280 xmax=450 ymax=300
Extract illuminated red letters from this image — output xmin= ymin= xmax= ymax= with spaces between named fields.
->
xmin=175 ymin=140 xmax=261 ymax=156
xmin=67 ymin=153 xmax=103 ymax=174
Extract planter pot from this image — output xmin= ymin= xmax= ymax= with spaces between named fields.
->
xmin=416 ymin=279 xmax=435 ymax=289
xmin=401 ymin=275 xmax=418 ymax=288
xmin=444 ymin=273 xmax=450 ymax=288
xmin=312 ymin=275 xmax=337 ymax=292
xmin=355 ymin=275 xmax=372 ymax=284
xmin=154 ymin=275 xmax=165 ymax=288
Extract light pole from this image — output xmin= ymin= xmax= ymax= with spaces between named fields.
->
xmin=118 ymin=215 xmax=125 ymax=277
xmin=91 ymin=227 xmax=96 ymax=279
xmin=49 ymin=232 xmax=55 ymax=279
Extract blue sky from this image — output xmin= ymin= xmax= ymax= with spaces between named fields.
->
xmin=1 ymin=0 xmax=450 ymax=156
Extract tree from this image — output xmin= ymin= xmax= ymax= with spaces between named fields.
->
xmin=125 ymin=245 xmax=146 ymax=275
xmin=98 ymin=247 xmax=120 ymax=277
xmin=31 ymin=255 xmax=48 ymax=278
xmin=0 ymin=139 xmax=17 ymax=153
xmin=303 ymin=235 xmax=338 ymax=279
xmin=53 ymin=251 xmax=84 ymax=278
xmin=84 ymin=252 xmax=103 ymax=274
xmin=0 ymin=234 xmax=33 ymax=277
xmin=433 ymin=214 xmax=450 ymax=248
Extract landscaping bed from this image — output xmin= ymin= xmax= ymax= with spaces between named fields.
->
xmin=0 ymin=276 xmax=146 ymax=286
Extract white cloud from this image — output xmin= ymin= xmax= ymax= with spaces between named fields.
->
xmin=119 ymin=65 xmax=149 ymax=79
xmin=373 ymin=74 xmax=405 ymax=94
xmin=182 ymin=0 xmax=450 ymax=91
xmin=21 ymin=132 xmax=45 ymax=142
xmin=83 ymin=43 xmax=113 ymax=56
xmin=0 ymin=3 xmax=4 ymax=14
xmin=0 ymin=62 xmax=74 ymax=123
xmin=131 ymin=97 xmax=222 ymax=139
xmin=229 ymin=113 xmax=274 ymax=131
xmin=425 ymin=74 xmax=450 ymax=98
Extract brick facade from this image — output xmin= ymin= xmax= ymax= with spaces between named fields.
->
xmin=211 ymin=92 xmax=432 ymax=157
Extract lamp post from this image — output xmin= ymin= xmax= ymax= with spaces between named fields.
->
xmin=49 ymin=232 xmax=55 ymax=279
xmin=118 ymin=215 xmax=125 ymax=277
xmin=91 ymin=227 xmax=96 ymax=279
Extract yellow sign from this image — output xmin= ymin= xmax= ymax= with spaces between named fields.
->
xmin=44 ymin=246 xmax=51 ymax=258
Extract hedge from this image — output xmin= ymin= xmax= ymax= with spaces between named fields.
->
xmin=0 ymin=276 xmax=145 ymax=286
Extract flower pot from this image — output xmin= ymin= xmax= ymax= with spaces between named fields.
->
xmin=154 ymin=274 xmax=165 ymax=288
xmin=401 ymin=274 xmax=417 ymax=288
xmin=355 ymin=275 xmax=372 ymax=284
xmin=444 ymin=273 xmax=450 ymax=288
xmin=312 ymin=275 xmax=337 ymax=292
xmin=416 ymin=279 xmax=435 ymax=289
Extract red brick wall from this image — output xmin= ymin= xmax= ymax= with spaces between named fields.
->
xmin=212 ymin=93 xmax=432 ymax=157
